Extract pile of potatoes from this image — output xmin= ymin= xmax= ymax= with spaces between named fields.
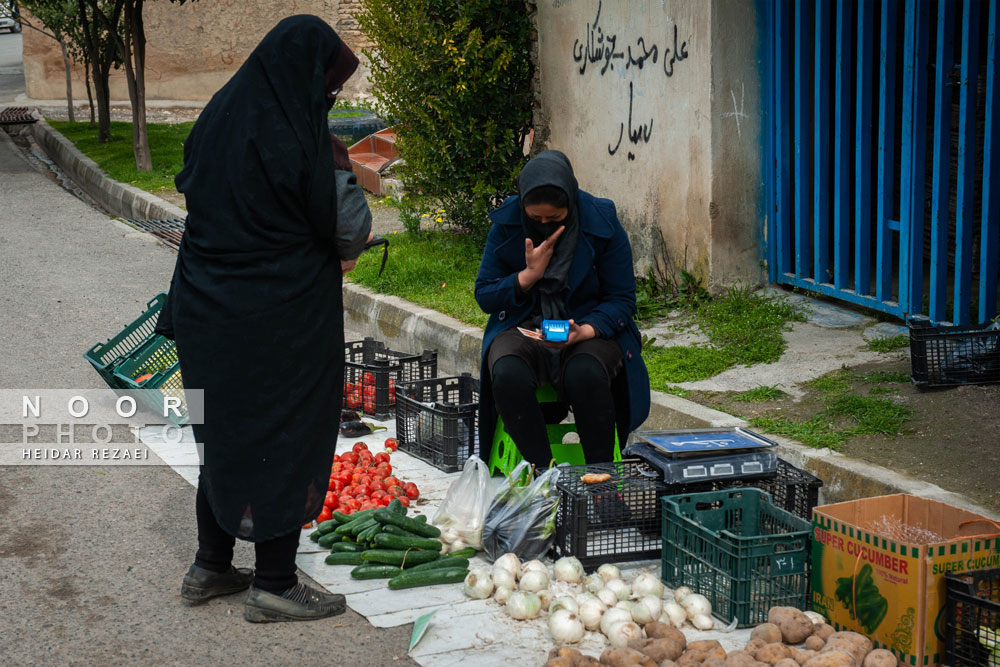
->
xmin=542 ymin=606 xmax=898 ymax=667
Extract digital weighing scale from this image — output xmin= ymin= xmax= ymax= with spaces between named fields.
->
xmin=623 ymin=427 xmax=779 ymax=485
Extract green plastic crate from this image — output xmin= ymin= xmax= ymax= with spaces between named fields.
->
xmin=113 ymin=335 xmax=188 ymax=427
xmin=660 ymin=488 xmax=811 ymax=627
xmin=84 ymin=293 xmax=166 ymax=389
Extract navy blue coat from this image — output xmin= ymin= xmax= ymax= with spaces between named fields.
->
xmin=474 ymin=191 xmax=651 ymax=459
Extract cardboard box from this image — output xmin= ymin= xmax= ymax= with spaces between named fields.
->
xmin=811 ymin=495 xmax=1000 ymax=666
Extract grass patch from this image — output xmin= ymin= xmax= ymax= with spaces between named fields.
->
xmin=826 ymin=394 xmax=912 ymax=435
xmin=643 ymin=345 xmax=733 ymax=385
xmin=696 ymin=285 xmax=805 ymax=365
xmin=349 ymin=230 xmax=487 ymax=328
xmin=806 ymin=369 xmax=853 ymax=396
xmin=749 ymin=416 xmax=851 ymax=450
xmin=733 ymin=385 xmax=786 ymax=402
xmin=866 ymin=335 xmax=909 ymax=352
xmin=47 ymin=119 xmax=191 ymax=196
xmin=858 ymin=370 xmax=911 ymax=384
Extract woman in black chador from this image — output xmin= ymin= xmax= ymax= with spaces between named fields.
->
xmin=156 ymin=16 xmax=371 ymax=623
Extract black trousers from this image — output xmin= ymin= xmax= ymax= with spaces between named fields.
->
xmin=194 ymin=482 xmax=300 ymax=593
xmin=489 ymin=328 xmax=623 ymax=467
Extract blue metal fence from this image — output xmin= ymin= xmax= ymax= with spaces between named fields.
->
xmin=763 ymin=0 xmax=1000 ymax=325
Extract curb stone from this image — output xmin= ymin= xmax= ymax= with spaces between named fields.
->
xmin=36 ymin=120 xmax=997 ymax=521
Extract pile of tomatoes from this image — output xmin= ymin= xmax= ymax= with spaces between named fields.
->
xmin=313 ymin=437 xmax=420 ymax=524
xmin=343 ymin=371 xmax=396 ymax=413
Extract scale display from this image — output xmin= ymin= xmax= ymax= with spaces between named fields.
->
xmin=624 ymin=428 xmax=779 ymax=484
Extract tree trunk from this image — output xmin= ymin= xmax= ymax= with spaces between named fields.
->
xmin=124 ymin=0 xmax=151 ymax=171
xmin=84 ymin=55 xmax=95 ymax=127
xmin=59 ymin=39 xmax=75 ymax=123
xmin=93 ymin=66 xmax=112 ymax=144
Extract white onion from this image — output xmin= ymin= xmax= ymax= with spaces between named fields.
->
xmin=519 ymin=559 xmax=548 ymax=580
xmin=442 ymin=527 xmax=460 ymax=543
xmin=597 ymin=563 xmax=621 ymax=582
xmin=596 ymin=588 xmax=619 ymax=607
xmin=632 ymin=573 xmax=665 ymax=598
xmin=519 ymin=569 xmax=549 ymax=593
xmin=606 ymin=620 xmax=643 ymax=647
xmin=631 ymin=595 xmax=663 ymax=625
xmin=491 ymin=566 xmax=516 ymax=591
xmin=550 ymin=596 xmax=579 ymax=615
xmin=549 ymin=609 xmax=586 ymax=644
xmin=662 ymin=600 xmax=687 ymax=627
xmin=506 ymin=591 xmax=541 ymax=620
xmin=493 ymin=585 xmax=513 ymax=605
xmin=583 ymin=573 xmax=605 ymax=594
xmin=449 ymin=539 xmax=468 ymax=553
xmin=681 ymin=593 xmax=712 ymax=619
xmin=672 ymin=586 xmax=693 ymax=603
xmin=538 ymin=588 xmax=552 ymax=611
xmin=578 ymin=597 xmax=606 ymax=631
xmin=494 ymin=553 xmax=521 ymax=578
xmin=553 ymin=556 xmax=585 ymax=584
xmin=463 ymin=570 xmax=493 ymax=599
xmin=605 ymin=578 xmax=631 ymax=601
xmin=691 ymin=613 xmax=715 ymax=631
xmin=600 ymin=607 xmax=634 ymax=636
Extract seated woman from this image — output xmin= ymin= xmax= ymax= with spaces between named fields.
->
xmin=475 ymin=150 xmax=650 ymax=467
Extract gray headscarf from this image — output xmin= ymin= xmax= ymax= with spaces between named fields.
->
xmin=518 ymin=150 xmax=580 ymax=324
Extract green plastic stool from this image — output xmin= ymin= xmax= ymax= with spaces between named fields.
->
xmin=487 ymin=384 xmax=621 ymax=476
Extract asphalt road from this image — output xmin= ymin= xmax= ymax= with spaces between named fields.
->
xmin=0 ymin=49 xmax=417 ymax=664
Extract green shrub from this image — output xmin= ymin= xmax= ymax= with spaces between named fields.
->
xmin=357 ymin=0 xmax=534 ymax=243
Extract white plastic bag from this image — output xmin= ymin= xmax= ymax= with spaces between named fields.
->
xmin=432 ymin=455 xmax=491 ymax=551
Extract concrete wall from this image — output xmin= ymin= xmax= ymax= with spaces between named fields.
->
xmin=533 ymin=0 xmax=764 ymax=289
xmin=21 ymin=0 xmax=372 ymax=102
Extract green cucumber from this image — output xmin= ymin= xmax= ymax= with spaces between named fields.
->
xmin=308 ymin=529 xmax=322 ymax=542
xmin=317 ymin=532 xmax=344 ymax=548
xmin=372 ymin=510 xmax=441 ymax=538
xmin=415 ymin=514 xmax=428 ymax=522
xmin=360 ymin=549 xmax=441 ymax=567
xmin=388 ymin=567 xmax=469 ymax=590
xmin=331 ymin=541 xmax=364 ymax=553
xmin=334 ymin=517 xmax=366 ymax=536
xmin=382 ymin=524 xmax=424 ymax=539
xmin=405 ymin=557 xmax=470 ymax=573
xmin=357 ymin=523 xmax=383 ymax=545
xmin=349 ymin=518 xmax=380 ymax=537
xmin=373 ymin=533 xmax=442 ymax=552
xmin=387 ymin=498 xmax=407 ymax=515
xmin=324 ymin=552 xmax=366 ymax=566
xmin=316 ymin=519 xmax=339 ymax=535
xmin=350 ymin=564 xmax=403 ymax=579
xmin=449 ymin=547 xmax=477 ymax=559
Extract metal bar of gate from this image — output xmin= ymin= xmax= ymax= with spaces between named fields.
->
xmin=774 ymin=0 xmax=793 ymax=280
xmin=833 ymin=0 xmax=852 ymax=290
xmin=953 ymin=0 xmax=983 ymax=325
xmin=855 ymin=0 xmax=875 ymax=296
xmin=929 ymin=0 xmax=957 ymax=323
xmin=981 ymin=0 xmax=1000 ymax=323
xmin=876 ymin=0 xmax=898 ymax=303
xmin=814 ymin=0 xmax=832 ymax=283
xmin=795 ymin=0 xmax=814 ymax=279
xmin=765 ymin=0 xmax=777 ymax=284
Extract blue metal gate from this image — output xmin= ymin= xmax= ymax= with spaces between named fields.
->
xmin=762 ymin=0 xmax=999 ymax=325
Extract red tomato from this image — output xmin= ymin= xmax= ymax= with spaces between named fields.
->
xmin=378 ymin=495 xmax=393 ymax=507
xmin=398 ymin=497 xmax=410 ymax=508
xmin=331 ymin=480 xmax=345 ymax=494
xmin=352 ymin=442 xmax=369 ymax=453
xmin=317 ymin=507 xmax=333 ymax=523
xmin=328 ymin=478 xmax=338 ymax=492
xmin=335 ymin=471 xmax=352 ymax=486
xmin=341 ymin=451 xmax=359 ymax=465
xmin=354 ymin=484 xmax=370 ymax=497
xmin=384 ymin=437 xmax=398 ymax=451
xmin=333 ymin=454 xmax=341 ymax=463
xmin=359 ymin=501 xmax=378 ymax=511
xmin=374 ymin=452 xmax=391 ymax=464
xmin=325 ymin=491 xmax=337 ymax=506
xmin=405 ymin=485 xmax=420 ymax=500
xmin=370 ymin=479 xmax=387 ymax=493
xmin=376 ymin=462 xmax=392 ymax=476
xmin=388 ymin=485 xmax=404 ymax=497
xmin=384 ymin=476 xmax=400 ymax=488
xmin=370 ymin=489 xmax=386 ymax=501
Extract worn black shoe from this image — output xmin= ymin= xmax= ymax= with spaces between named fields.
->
xmin=180 ymin=564 xmax=254 ymax=605
xmin=243 ymin=583 xmax=346 ymax=623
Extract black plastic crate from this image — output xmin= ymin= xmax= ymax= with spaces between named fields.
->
xmin=551 ymin=460 xmax=671 ymax=569
xmin=395 ymin=374 xmax=478 ymax=473
xmin=945 ymin=567 xmax=1000 ymax=667
xmin=343 ymin=338 xmax=437 ymax=419
xmin=658 ymin=458 xmax=822 ymax=522
xmin=909 ymin=319 xmax=1000 ymax=387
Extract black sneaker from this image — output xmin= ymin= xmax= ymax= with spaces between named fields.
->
xmin=243 ymin=583 xmax=346 ymax=623
xmin=180 ymin=564 xmax=254 ymax=605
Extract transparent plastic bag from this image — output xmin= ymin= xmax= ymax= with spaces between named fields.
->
xmin=482 ymin=461 xmax=561 ymax=562
xmin=432 ymin=455 xmax=491 ymax=551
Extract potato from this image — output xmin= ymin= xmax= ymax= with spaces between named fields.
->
xmin=674 ymin=652 xmax=702 ymax=667
xmin=757 ymin=643 xmax=794 ymax=665
xmin=704 ymin=660 xmax=727 ymax=667
xmin=745 ymin=639 xmax=767 ymax=658
xmin=805 ymin=636 xmax=825 ymax=651
xmin=822 ymin=633 xmax=872 ymax=666
xmin=600 ymin=647 xmax=657 ymax=667
xmin=775 ymin=660 xmax=800 ymax=667
xmin=646 ymin=622 xmax=687 ymax=649
xmin=815 ymin=625 xmax=835 ymax=641
xmin=579 ymin=661 xmax=604 ymax=667
xmin=642 ymin=639 xmax=686 ymax=663
xmin=802 ymin=650 xmax=856 ymax=667
xmin=751 ymin=624 xmax=784 ymax=645
xmin=659 ymin=662 xmax=677 ymax=667
xmin=767 ymin=607 xmax=816 ymax=644
xmin=544 ymin=660 xmax=576 ymax=667
xmin=795 ymin=651 xmax=818 ymax=666
xmin=826 ymin=633 xmax=872 ymax=656
xmin=724 ymin=651 xmax=758 ymax=667
xmin=861 ymin=650 xmax=896 ymax=667
xmin=550 ymin=648 xmax=585 ymax=661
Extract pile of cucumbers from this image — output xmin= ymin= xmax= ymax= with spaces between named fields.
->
xmin=310 ymin=498 xmax=472 ymax=590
